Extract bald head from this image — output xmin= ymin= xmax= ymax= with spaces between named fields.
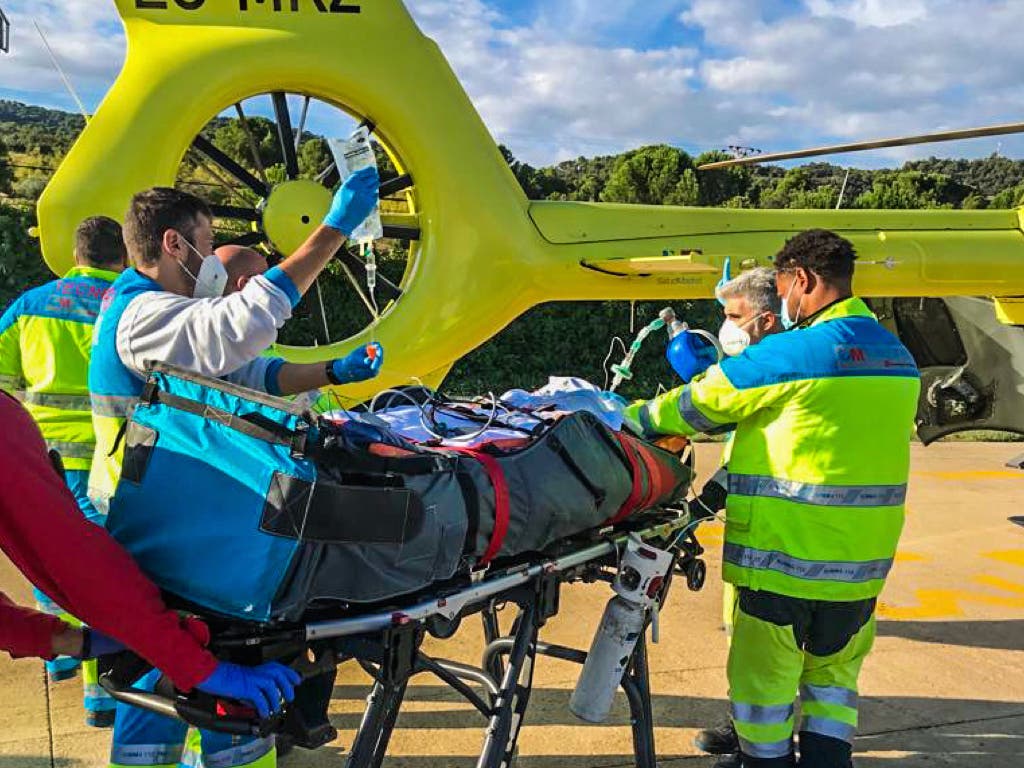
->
xmin=215 ymin=245 xmax=269 ymax=294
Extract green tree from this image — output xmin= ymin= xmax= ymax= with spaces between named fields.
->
xmin=694 ymin=150 xmax=751 ymax=206
xmin=961 ymin=192 xmax=987 ymax=210
xmin=0 ymin=205 xmax=53 ymax=311
xmin=12 ymin=176 xmax=47 ymax=201
xmin=298 ymin=137 xmax=332 ymax=179
xmin=675 ymin=168 xmax=700 ymax=206
xmin=446 ymin=299 xmax=722 ymax=398
xmin=852 ymin=170 xmax=965 ymax=210
xmin=990 ymin=182 xmax=1024 ymax=208
xmin=500 ymin=145 xmax=570 ymax=199
xmin=788 ymin=186 xmax=837 ymax=209
xmin=0 ymin=137 xmax=12 ymax=194
xmin=760 ymin=167 xmax=816 ymax=209
xmin=601 ymin=145 xmax=695 ymax=205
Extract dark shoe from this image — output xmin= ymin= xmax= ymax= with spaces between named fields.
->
xmin=713 ymin=754 xmax=742 ymax=768
xmin=695 ymin=722 xmax=740 ymax=755
xmin=86 ymin=709 xmax=116 ymax=729
xmin=797 ymin=732 xmax=853 ymax=768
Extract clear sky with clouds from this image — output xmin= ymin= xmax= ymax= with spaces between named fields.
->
xmin=1 ymin=0 xmax=1023 ymax=167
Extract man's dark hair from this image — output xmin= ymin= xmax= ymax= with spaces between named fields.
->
xmin=74 ymin=216 xmax=127 ymax=268
xmin=774 ymin=229 xmax=857 ymax=281
xmin=123 ymin=187 xmax=211 ymax=267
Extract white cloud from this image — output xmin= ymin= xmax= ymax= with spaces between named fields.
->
xmin=407 ymin=0 xmax=708 ymax=163
xmin=805 ymin=0 xmax=928 ymax=28
xmin=701 ymin=58 xmax=793 ymax=93
xmin=0 ymin=1 xmax=124 ymax=108
xmin=683 ymin=0 xmax=1024 ymax=163
xmin=3 ymin=0 xmax=1024 ymax=167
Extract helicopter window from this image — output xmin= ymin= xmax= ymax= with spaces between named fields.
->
xmin=891 ymin=298 xmax=968 ymax=368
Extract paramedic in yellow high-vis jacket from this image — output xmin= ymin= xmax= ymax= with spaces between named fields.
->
xmin=626 ymin=230 xmax=920 ymax=768
xmin=692 ymin=266 xmax=784 ymax=765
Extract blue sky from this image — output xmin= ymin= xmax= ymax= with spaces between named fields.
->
xmin=2 ymin=0 xmax=1024 ymax=166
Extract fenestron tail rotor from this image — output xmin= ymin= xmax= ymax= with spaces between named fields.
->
xmin=177 ymin=92 xmax=421 ymax=348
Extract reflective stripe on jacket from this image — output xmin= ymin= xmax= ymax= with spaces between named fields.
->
xmin=87 ymin=270 xmax=162 ymax=512
xmin=626 ymin=297 xmax=921 ymax=600
xmin=0 ymin=266 xmax=119 ymax=470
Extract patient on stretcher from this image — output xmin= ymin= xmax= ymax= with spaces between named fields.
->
xmin=320 ymin=376 xmax=640 ymax=447
xmin=104 ymin=364 xmax=691 ymax=624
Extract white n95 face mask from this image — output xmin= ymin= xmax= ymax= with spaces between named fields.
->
xmin=719 ymin=315 xmax=764 ymax=357
xmin=179 ymin=237 xmax=229 ymax=299
xmin=718 ymin=319 xmax=751 ymax=356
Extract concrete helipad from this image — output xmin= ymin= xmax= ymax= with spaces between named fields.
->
xmin=2 ymin=442 xmax=1022 ymax=767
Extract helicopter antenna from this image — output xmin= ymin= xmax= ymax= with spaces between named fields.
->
xmin=700 ymin=121 xmax=1024 ymax=169
xmin=33 ymin=19 xmax=90 ymax=123
xmin=0 ymin=6 xmax=10 ymax=53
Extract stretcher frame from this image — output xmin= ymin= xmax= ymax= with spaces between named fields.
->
xmin=101 ymin=509 xmax=706 ymax=768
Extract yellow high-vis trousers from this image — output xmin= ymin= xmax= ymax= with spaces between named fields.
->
xmin=727 ymin=588 xmax=875 ymax=767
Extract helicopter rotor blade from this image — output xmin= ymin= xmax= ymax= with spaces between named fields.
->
xmin=698 ymin=121 xmax=1024 ymax=170
xmin=271 ymin=92 xmax=301 ymax=180
xmin=192 ymin=135 xmax=270 ymax=198
xmin=234 ymin=102 xmax=269 ymax=187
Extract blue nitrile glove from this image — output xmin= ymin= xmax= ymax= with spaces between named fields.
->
xmin=197 ymin=661 xmax=301 ymax=720
xmin=80 ymin=628 xmax=125 ymax=659
xmin=716 ymin=257 xmax=732 ymax=307
xmin=329 ymin=342 xmax=384 ymax=385
xmin=323 ymin=166 xmax=381 ymax=236
xmin=667 ymin=331 xmax=719 ymax=383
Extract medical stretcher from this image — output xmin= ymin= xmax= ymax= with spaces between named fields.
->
xmin=96 ymin=364 xmax=707 ymax=767
xmin=100 ymin=510 xmax=705 ymax=768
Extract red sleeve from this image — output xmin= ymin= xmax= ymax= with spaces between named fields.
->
xmin=0 ymin=592 xmax=67 ymax=660
xmin=0 ymin=393 xmax=217 ymax=690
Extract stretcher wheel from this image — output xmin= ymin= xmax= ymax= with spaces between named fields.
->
xmin=685 ymin=559 xmax=706 ymax=592
xmin=181 ymin=92 xmax=420 ymax=349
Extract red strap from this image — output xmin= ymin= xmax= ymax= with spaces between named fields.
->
xmin=448 ymin=448 xmax=511 ymax=566
xmin=631 ymin=440 xmax=678 ymax=510
xmin=608 ymin=433 xmax=645 ymax=525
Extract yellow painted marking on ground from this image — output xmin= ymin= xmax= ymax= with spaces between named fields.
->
xmin=878 ymin=574 xmax=1024 ymax=620
xmin=975 ymin=574 xmax=1024 ymax=594
xmin=894 ymin=552 xmax=929 ymax=563
xmin=983 ymin=550 xmax=1024 ymax=567
xmin=700 ymin=528 xmax=724 ymax=544
xmin=913 ymin=470 xmax=1024 ymax=481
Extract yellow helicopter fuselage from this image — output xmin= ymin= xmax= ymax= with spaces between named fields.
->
xmin=37 ymin=0 xmax=1024 ymax=396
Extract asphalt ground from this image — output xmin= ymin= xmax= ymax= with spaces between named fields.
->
xmin=1 ymin=442 xmax=1022 ymax=767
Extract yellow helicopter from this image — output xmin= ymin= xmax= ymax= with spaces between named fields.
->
xmin=36 ymin=0 xmax=1024 ymax=444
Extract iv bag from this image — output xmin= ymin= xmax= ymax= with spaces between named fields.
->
xmin=327 ymin=126 xmax=384 ymax=243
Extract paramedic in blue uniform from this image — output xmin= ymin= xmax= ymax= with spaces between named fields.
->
xmin=89 ymin=168 xmax=384 ymax=768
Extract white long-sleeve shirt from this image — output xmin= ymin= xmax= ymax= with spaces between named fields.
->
xmin=115 ymin=270 xmax=298 ymax=392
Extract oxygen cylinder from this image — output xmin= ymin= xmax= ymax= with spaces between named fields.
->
xmin=569 ymin=595 xmax=647 ymax=723
xmin=570 ymin=536 xmax=674 ymax=723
